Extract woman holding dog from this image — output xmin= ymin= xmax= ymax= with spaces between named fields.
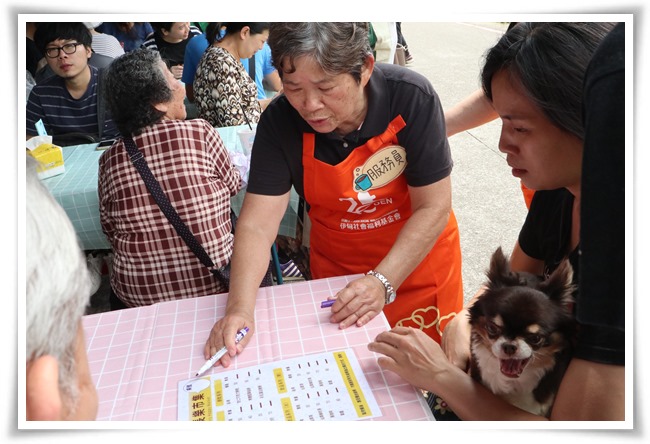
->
xmin=369 ymin=22 xmax=625 ymax=421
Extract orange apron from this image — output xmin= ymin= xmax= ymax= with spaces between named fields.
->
xmin=302 ymin=115 xmax=463 ymax=342
xmin=520 ymin=181 xmax=535 ymax=210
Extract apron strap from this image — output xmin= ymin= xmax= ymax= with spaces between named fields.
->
xmin=301 ymin=114 xmax=408 ymax=213
xmin=366 ymin=115 xmax=407 ymax=152
xmin=303 ymin=115 xmax=407 ymax=157
xmin=302 ymin=114 xmax=406 ymax=156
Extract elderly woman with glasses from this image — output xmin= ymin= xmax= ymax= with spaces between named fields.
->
xmin=203 ymin=22 xmax=464 ymax=369
xmin=98 ymin=48 xmax=241 ymax=309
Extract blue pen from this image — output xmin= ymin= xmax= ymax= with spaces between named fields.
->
xmin=194 ymin=327 xmax=249 ymax=377
xmin=321 ymin=299 xmax=335 ymax=308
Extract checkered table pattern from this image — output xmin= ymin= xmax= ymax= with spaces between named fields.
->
xmin=41 ymin=125 xmax=300 ymax=251
xmin=41 ymin=144 xmax=109 ymax=249
xmin=83 ymin=275 xmax=434 ymax=421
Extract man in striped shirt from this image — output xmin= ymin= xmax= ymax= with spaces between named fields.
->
xmin=26 ymin=22 xmax=119 ymax=142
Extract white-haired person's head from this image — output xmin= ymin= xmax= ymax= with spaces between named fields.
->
xmin=25 ymin=155 xmax=98 ymax=420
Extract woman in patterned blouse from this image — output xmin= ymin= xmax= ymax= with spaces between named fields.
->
xmin=193 ymin=23 xmax=270 ymax=128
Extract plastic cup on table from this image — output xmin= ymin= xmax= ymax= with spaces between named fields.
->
xmin=237 ymin=124 xmax=257 ymax=156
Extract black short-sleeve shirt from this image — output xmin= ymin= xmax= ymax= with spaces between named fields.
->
xmin=518 ymin=188 xmax=580 ymax=279
xmin=518 ymin=188 xmax=624 ymax=365
xmin=246 ymin=63 xmax=452 ymax=201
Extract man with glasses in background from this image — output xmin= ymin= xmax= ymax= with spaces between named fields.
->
xmin=26 ymin=22 xmax=119 ymax=142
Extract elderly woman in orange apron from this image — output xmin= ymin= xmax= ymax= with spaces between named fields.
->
xmin=203 ymin=22 xmax=464 ymax=368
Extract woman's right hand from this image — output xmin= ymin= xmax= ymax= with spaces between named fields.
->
xmin=441 ymin=308 xmax=472 ymax=371
xmin=368 ymin=326 xmax=451 ymax=391
xmin=203 ymin=312 xmax=254 ymax=369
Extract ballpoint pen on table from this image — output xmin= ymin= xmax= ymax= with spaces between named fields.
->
xmin=194 ymin=326 xmax=249 ymax=377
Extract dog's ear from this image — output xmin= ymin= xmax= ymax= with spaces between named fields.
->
xmin=539 ymin=259 xmax=575 ymax=309
xmin=485 ymin=247 xmax=520 ymax=289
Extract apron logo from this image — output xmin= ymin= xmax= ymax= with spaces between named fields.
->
xmin=353 ymin=145 xmax=406 ymax=192
xmin=339 ymin=197 xmax=381 ymax=214
xmin=343 ymin=145 xmax=407 ymax=213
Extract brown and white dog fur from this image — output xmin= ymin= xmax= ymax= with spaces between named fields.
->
xmin=468 ymin=247 xmax=576 ymax=417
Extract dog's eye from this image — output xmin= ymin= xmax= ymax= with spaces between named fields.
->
xmin=486 ymin=322 xmax=501 ymax=338
xmin=526 ymin=334 xmax=545 ymax=347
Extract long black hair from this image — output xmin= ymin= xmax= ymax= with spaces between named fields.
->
xmin=481 ymin=22 xmax=616 ymax=140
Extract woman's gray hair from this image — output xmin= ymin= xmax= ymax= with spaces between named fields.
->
xmin=268 ymin=22 xmax=372 ymax=84
xmin=103 ymin=48 xmax=172 ymax=136
xmin=26 ymin=156 xmax=92 ymax=415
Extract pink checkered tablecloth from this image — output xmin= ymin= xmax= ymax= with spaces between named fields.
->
xmin=83 ymin=274 xmax=434 ymax=421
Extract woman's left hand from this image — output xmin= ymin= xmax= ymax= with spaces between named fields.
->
xmin=368 ymin=326 xmax=449 ymax=391
xmin=327 ymin=274 xmax=386 ymax=329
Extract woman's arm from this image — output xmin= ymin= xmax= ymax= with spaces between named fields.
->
xmin=203 ymin=192 xmax=290 ymax=367
xmin=263 ymin=70 xmax=282 ymax=93
xmin=550 ymin=358 xmax=625 ymax=420
xmin=258 ymin=98 xmax=272 ymax=111
xmin=375 ymin=177 xmax=452 ymax=288
xmin=445 ymin=89 xmax=498 ymax=137
xmin=509 ymin=240 xmax=545 ymax=275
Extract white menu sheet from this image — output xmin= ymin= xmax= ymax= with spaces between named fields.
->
xmin=178 ymin=348 xmax=381 ymax=421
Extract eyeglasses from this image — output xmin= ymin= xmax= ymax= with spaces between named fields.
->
xmin=44 ymin=42 xmax=83 ymax=58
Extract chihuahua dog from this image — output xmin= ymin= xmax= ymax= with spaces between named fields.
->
xmin=468 ymin=247 xmax=576 ymax=417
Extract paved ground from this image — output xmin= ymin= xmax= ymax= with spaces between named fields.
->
xmin=87 ymin=22 xmax=527 ymax=313
xmin=401 ymin=22 xmax=528 ymax=303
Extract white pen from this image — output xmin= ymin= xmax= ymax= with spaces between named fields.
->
xmin=194 ymin=327 xmax=249 ymax=377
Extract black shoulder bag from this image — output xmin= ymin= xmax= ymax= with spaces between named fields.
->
xmin=123 ymin=136 xmax=273 ymax=290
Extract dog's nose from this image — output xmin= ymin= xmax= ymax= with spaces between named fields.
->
xmin=502 ymin=343 xmax=517 ymax=356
